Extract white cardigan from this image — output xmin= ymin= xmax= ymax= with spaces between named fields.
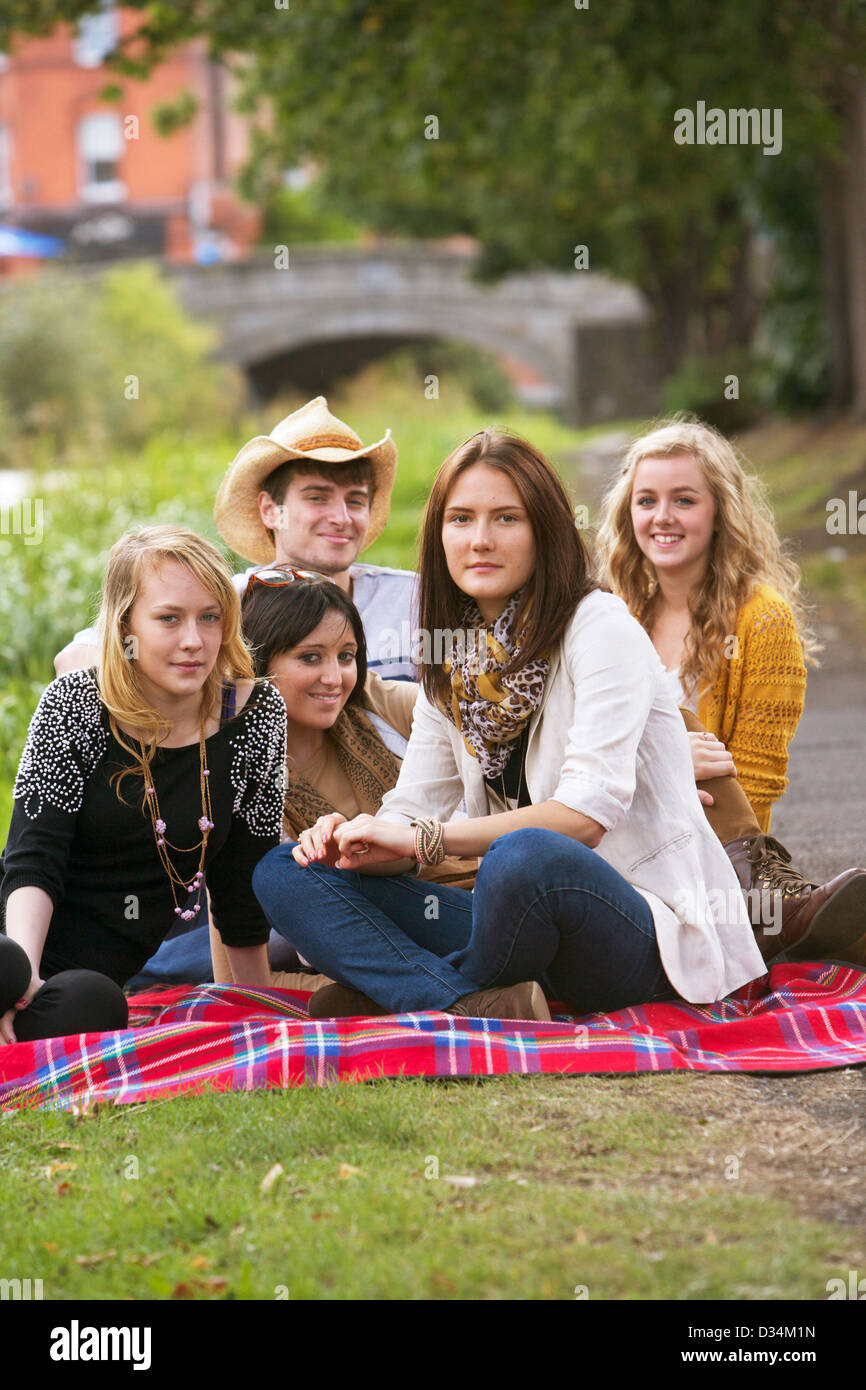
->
xmin=378 ymin=589 xmax=767 ymax=1003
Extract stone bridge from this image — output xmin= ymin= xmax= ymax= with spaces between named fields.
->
xmin=165 ymin=241 xmax=656 ymax=424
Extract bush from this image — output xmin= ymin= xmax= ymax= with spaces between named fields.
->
xmin=0 ymin=274 xmax=102 ymax=463
xmin=0 ymin=263 xmax=242 ymax=465
xmin=261 ymin=185 xmax=363 ymax=246
xmin=411 ymin=340 xmax=515 ymax=415
xmin=660 ymin=351 xmax=772 ymax=432
xmin=334 ymin=341 xmax=514 ymax=416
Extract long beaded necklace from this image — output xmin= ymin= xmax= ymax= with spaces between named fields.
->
xmin=137 ymin=713 xmax=214 ymax=923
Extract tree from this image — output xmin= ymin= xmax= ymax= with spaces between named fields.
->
xmin=4 ymin=0 xmax=866 ymax=410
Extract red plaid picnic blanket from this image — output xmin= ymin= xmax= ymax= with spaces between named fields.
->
xmin=1 ymin=961 xmax=865 ymax=1110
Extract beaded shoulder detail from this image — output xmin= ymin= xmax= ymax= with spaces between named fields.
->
xmin=225 ymin=679 xmax=287 ymax=838
xmin=12 ymin=669 xmax=109 ymax=819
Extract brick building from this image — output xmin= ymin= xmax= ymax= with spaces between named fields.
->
xmin=0 ymin=5 xmax=260 ymax=265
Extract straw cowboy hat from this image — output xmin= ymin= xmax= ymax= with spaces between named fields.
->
xmin=214 ymin=396 xmax=398 ymax=565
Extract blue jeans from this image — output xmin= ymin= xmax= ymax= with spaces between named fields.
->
xmin=125 ymin=928 xmax=301 ymax=991
xmin=125 ymin=924 xmax=214 ymax=990
xmin=253 ymin=827 xmax=675 ymax=1014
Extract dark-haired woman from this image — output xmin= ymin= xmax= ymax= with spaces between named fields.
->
xmin=253 ymin=431 xmax=767 ymax=1021
xmin=209 ymin=570 xmax=475 ymax=988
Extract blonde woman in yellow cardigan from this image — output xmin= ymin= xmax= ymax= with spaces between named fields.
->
xmin=596 ymin=418 xmax=866 ymax=965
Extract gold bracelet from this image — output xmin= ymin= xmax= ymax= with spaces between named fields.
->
xmin=411 ymin=817 xmax=446 ymax=866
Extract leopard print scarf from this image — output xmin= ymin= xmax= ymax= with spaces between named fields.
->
xmin=440 ymin=590 xmax=549 ymax=779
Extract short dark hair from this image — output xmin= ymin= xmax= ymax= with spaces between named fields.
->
xmin=241 ymin=578 xmax=367 ymax=704
xmin=263 ymin=458 xmax=375 ymax=507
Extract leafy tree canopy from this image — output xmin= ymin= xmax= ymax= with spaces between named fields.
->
xmin=4 ymin=0 xmax=866 ymax=369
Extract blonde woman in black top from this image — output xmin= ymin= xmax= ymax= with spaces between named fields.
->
xmin=0 ymin=526 xmax=286 ymax=1044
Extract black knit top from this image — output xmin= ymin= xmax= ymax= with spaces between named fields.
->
xmin=0 ymin=669 xmax=287 ymax=985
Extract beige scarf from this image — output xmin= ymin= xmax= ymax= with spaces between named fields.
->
xmin=283 ymin=699 xmax=476 ymax=890
xmin=282 ymin=700 xmax=402 ymax=839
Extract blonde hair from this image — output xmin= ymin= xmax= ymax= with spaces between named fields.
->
xmin=594 ymin=417 xmax=818 ymax=700
xmin=96 ymin=526 xmax=254 ymax=798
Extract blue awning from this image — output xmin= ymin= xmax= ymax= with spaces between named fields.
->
xmin=0 ymin=224 xmax=65 ymax=258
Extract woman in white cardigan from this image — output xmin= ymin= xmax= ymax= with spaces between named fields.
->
xmin=253 ymin=429 xmax=767 ymax=1021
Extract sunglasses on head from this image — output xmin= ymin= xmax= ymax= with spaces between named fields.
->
xmin=244 ymin=567 xmax=336 ymax=598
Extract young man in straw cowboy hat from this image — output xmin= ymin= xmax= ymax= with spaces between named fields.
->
xmin=212 ymin=396 xmax=416 ymax=702
xmin=55 ymin=398 xmax=417 ymax=719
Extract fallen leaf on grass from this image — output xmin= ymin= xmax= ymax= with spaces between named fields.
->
xmin=190 ymin=1255 xmax=211 ymax=1271
xmin=43 ymin=1161 xmax=77 ymax=1179
xmin=430 ymin=1272 xmax=457 ymax=1294
xmin=126 ymin=1252 xmax=167 ymax=1267
xmin=337 ymin=1163 xmax=362 ymax=1180
xmin=440 ymin=1174 xmax=477 ymax=1188
xmin=259 ymin=1162 xmax=284 ymax=1193
xmin=172 ymin=1278 xmax=228 ymax=1299
xmin=54 ymin=1182 xmax=72 ymax=1197
xmin=43 ymin=1241 xmax=58 ymax=1253
xmin=44 ymin=1141 xmax=81 ymax=1152
xmin=75 ymin=1250 xmax=117 ymax=1266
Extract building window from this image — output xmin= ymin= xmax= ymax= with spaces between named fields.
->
xmin=0 ymin=125 xmax=11 ymax=209
xmin=74 ymin=6 xmax=118 ymax=69
xmin=78 ymin=112 xmax=125 ymax=204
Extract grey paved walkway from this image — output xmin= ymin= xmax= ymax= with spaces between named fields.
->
xmin=773 ymin=642 xmax=866 ymax=882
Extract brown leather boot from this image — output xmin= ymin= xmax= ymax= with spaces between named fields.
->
xmin=724 ymin=834 xmax=866 ymax=964
xmin=446 ymin=981 xmax=552 ymax=1022
xmin=307 ymin=984 xmax=390 ymax=1018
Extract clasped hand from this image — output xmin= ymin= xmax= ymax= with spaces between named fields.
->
xmin=292 ymin=812 xmax=414 ymax=870
xmin=688 ymin=730 xmax=737 ymax=807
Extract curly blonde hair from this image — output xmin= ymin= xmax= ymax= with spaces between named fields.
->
xmin=96 ymin=526 xmax=254 ymax=798
xmin=594 ymin=417 xmax=818 ymax=701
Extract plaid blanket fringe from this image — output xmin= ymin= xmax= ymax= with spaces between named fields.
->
xmin=1 ymin=962 xmax=865 ymax=1111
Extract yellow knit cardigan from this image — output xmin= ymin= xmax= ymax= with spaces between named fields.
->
xmin=697 ymin=584 xmax=807 ymax=832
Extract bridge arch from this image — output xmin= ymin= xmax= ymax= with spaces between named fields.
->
xmin=166 ymin=242 xmax=652 ymax=422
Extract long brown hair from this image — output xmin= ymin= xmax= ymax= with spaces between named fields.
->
xmin=417 ymin=429 xmax=595 ymax=706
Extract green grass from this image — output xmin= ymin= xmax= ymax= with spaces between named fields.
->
xmin=0 ymin=1077 xmax=856 ymax=1301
